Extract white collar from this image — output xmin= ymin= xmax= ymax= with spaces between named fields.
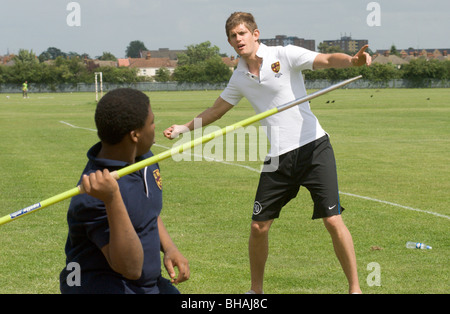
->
xmin=255 ymin=43 xmax=268 ymax=58
xmin=236 ymin=43 xmax=268 ymax=71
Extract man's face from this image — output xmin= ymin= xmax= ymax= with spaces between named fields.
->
xmin=135 ymin=106 xmax=155 ymax=156
xmin=227 ymin=23 xmax=260 ymax=57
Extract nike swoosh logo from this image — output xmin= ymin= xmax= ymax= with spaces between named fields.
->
xmin=328 ymin=205 xmax=337 ymax=210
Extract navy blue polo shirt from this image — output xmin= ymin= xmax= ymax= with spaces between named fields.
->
xmin=60 ymin=142 xmax=163 ymax=294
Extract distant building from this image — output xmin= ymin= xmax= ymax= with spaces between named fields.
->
xmin=261 ymin=35 xmax=316 ymax=51
xmin=85 ymin=59 xmax=117 ymax=71
xmin=139 ymin=48 xmax=186 ymax=60
xmin=323 ymin=35 xmax=368 ymax=54
xmin=0 ymin=54 xmax=15 ymax=66
xmin=375 ymin=48 xmax=449 ymax=61
xmin=372 ymin=54 xmax=408 ymax=66
xmin=118 ymin=52 xmax=177 ymax=77
xmin=221 ymin=55 xmax=239 ymax=72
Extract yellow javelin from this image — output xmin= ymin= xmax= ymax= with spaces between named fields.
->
xmin=0 ymin=76 xmax=362 ymax=227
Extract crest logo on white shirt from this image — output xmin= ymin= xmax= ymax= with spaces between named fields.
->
xmin=271 ymin=61 xmax=283 ymax=78
xmin=271 ymin=61 xmax=280 ymax=73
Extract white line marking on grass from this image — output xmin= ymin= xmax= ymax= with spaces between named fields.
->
xmin=339 ymin=192 xmax=450 ymax=220
xmin=60 ymin=121 xmax=450 ymax=220
xmin=156 ymin=143 xmax=264 ymax=173
xmin=59 ymin=121 xmax=262 ymax=173
xmin=59 ymin=121 xmax=96 ymax=132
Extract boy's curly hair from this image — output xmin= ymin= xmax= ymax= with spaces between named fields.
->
xmin=95 ymin=88 xmax=150 ymax=145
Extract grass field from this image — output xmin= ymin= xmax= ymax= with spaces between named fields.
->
xmin=0 ymin=87 xmax=449 ymax=294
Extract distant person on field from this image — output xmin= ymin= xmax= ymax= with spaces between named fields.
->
xmin=60 ymin=88 xmax=190 ymax=294
xmin=163 ymin=12 xmax=371 ymax=294
xmin=22 ymin=81 xmax=28 ymax=98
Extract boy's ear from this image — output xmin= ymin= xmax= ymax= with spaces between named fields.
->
xmin=129 ymin=130 xmax=140 ymax=143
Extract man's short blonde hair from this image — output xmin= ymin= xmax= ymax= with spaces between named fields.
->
xmin=225 ymin=12 xmax=259 ymax=39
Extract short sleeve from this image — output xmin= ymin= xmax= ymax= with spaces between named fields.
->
xmin=284 ymin=45 xmax=319 ymax=71
xmin=220 ymin=72 xmax=244 ymax=106
xmin=72 ymin=195 xmax=110 ymax=250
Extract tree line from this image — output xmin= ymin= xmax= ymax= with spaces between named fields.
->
xmin=0 ymin=48 xmax=141 ymax=85
xmin=305 ymin=58 xmax=450 ymax=83
xmin=1 ymin=41 xmax=449 ymax=86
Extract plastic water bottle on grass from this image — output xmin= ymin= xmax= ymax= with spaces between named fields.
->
xmin=406 ymin=241 xmax=432 ymax=250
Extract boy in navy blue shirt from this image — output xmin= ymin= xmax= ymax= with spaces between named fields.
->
xmin=60 ymin=88 xmax=189 ymax=294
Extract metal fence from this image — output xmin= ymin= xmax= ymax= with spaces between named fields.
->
xmin=0 ymin=82 xmax=229 ymax=94
xmin=1 ymin=79 xmax=449 ymax=94
xmin=308 ymin=79 xmax=450 ymax=89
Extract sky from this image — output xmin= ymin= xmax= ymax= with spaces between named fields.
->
xmin=1 ymin=0 xmax=449 ymax=59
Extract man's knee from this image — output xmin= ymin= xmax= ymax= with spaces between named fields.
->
xmin=250 ymin=220 xmax=273 ymax=237
xmin=323 ymin=215 xmax=345 ymax=234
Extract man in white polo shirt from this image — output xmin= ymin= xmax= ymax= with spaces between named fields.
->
xmin=164 ymin=12 xmax=371 ymax=294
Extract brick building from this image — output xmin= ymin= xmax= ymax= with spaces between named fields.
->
xmin=323 ymin=35 xmax=368 ymax=54
xmin=260 ymin=35 xmax=316 ymax=51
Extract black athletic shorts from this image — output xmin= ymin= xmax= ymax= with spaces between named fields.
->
xmin=252 ymin=135 xmax=344 ymax=221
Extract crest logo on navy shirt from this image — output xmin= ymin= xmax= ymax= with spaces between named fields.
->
xmin=153 ymin=169 xmax=162 ymax=190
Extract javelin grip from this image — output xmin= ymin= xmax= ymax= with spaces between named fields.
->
xmin=77 ymin=170 xmax=120 ymax=194
xmin=0 ymin=76 xmax=362 ymax=227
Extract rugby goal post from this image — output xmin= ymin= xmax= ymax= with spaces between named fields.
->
xmin=94 ymin=72 xmax=103 ymax=102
